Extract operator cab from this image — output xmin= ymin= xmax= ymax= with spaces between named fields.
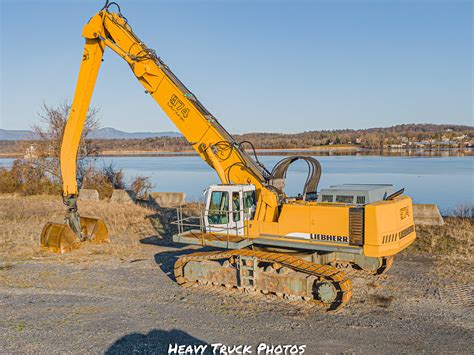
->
xmin=204 ymin=184 xmax=256 ymax=236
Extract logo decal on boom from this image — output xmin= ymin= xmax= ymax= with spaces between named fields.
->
xmin=168 ymin=94 xmax=190 ymax=120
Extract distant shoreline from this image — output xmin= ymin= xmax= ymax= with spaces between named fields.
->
xmin=1 ymin=146 xmax=472 ymax=159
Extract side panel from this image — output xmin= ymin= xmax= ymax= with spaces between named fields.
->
xmin=258 ymin=203 xmax=352 ymax=247
xmin=278 ymin=204 xmax=310 ymax=235
xmin=309 ymin=205 xmax=350 ymax=237
xmin=364 ymin=196 xmax=416 ymax=257
xmin=253 ymin=198 xmax=416 ymax=257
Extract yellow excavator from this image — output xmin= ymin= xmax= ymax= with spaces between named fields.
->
xmin=41 ymin=1 xmax=416 ymax=311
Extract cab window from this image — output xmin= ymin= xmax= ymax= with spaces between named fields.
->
xmin=208 ymin=191 xmax=229 ymax=224
xmin=243 ymin=190 xmax=256 ymax=219
xmin=232 ymin=192 xmax=241 ymax=222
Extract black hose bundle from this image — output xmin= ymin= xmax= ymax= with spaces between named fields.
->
xmin=271 ymin=156 xmax=322 ymax=199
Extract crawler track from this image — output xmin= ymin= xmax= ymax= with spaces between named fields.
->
xmin=174 ymin=249 xmax=353 ymax=312
xmin=332 ymin=256 xmax=394 ymax=280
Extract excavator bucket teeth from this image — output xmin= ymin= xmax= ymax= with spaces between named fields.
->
xmin=40 ymin=223 xmax=81 ymax=254
xmin=79 ymin=217 xmax=109 ymax=244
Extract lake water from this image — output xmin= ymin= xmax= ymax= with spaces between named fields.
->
xmin=1 ymin=155 xmax=472 ymax=212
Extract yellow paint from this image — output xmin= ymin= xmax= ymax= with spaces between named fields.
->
xmin=363 ymin=196 xmax=416 ymax=256
xmin=59 ymin=7 xmax=416 ymax=258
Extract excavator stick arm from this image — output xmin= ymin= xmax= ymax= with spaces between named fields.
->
xmin=60 ymin=37 xmax=104 ymax=196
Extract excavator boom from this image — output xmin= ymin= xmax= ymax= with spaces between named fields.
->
xmin=66 ymin=6 xmax=279 ymax=213
xmin=42 ymin=2 xmax=279 ymax=253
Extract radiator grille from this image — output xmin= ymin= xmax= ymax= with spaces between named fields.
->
xmin=349 ymin=208 xmax=364 ymax=246
xmin=382 ymin=233 xmax=399 ymax=244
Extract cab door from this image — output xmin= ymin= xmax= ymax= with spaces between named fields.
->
xmin=206 ymin=190 xmax=229 ymax=233
xmin=230 ymin=190 xmax=244 ymax=235
xmin=205 ymin=188 xmax=244 ymax=235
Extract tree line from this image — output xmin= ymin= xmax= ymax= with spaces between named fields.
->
xmin=90 ymin=123 xmax=473 ymax=152
xmin=1 ymin=123 xmax=472 ymax=155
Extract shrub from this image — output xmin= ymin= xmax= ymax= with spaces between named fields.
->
xmin=0 ymin=159 xmax=60 ymax=195
xmin=0 ymin=160 xmax=154 ymax=200
xmin=82 ymin=164 xmax=131 ymax=199
xmin=81 ymin=168 xmax=114 ymax=199
xmin=0 ymin=167 xmax=20 ymax=193
xmin=102 ymin=164 xmax=125 ymax=189
xmin=130 ymin=175 xmax=154 ymax=200
xmin=452 ymin=203 xmax=473 ymax=218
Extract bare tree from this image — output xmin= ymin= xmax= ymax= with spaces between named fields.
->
xmin=31 ymin=101 xmax=101 ymax=186
xmin=130 ymin=175 xmax=154 ymax=199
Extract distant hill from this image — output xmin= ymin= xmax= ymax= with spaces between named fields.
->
xmin=0 ymin=127 xmax=181 ymax=140
xmin=87 ymin=127 xmax=182 ymax=139
xmin=0 ymin=129 xmax=38 ymax=141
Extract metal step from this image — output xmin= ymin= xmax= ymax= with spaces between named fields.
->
xmin=238 ymin=256 xmax=257 ymax=288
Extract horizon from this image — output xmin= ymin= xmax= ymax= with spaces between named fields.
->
xmin=1 ymin=0 xmax=472 ymax=133
xmin=1 ymin=122 xmax=472 ymax=137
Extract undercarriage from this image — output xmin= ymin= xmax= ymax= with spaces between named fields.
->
xmin=174 ymin=249 xmax=353 ymax=312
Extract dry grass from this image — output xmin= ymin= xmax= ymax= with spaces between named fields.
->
xmin=406 ymin=217 xmax=474 ymax=281
xmin=409 ymin=217 xmax=473 ymax=258
xmin=0 ymin=194 xmax=160 ymax=262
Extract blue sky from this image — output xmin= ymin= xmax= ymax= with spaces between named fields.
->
xmin=1 ymin=0 xmax=472 ymax=133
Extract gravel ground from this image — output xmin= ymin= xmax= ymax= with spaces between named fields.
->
xmin=0 ymin=240 xmax=473 ymax=354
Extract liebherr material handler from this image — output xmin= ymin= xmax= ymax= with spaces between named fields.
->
xmin=41 ymin=1 xmax=416 ymax=311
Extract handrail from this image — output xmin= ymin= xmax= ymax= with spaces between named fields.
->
xmin=172 ymin=206 xmax=251 ymax=242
